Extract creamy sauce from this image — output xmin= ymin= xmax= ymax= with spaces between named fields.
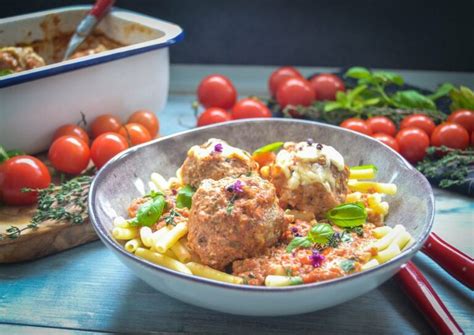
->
xmin=275 ymin=141 xmax=345 ymax=191
xmin=187 ymin=138 xmax=252 ymax=162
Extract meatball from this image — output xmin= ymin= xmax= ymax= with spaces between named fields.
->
xmin=178 ymin=138 xmax=258 ymax=188
xmin=269 ymin=141 xmax=349 ymax=218
xmin=187 ymin=175 xmax=287 ymax=269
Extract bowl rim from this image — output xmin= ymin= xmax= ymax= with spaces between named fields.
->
xmin=89 ymin=118 xmax=435 ymax=292
xmin=0 ymin=5 xmax=184 ymax=89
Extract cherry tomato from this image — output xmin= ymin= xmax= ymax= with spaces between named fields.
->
xmin=396 ymin=127 xmax=430 ymax=163
xmin=48 ymin=136 xmax=90 ymax=175
xmin=91 ymin=133 xmax=129 ymax=169
xmin=231 ymin=98 xmax=272 ymax=119
xmin=0 ymin=156 xmax=51 ymax=205
xmin=309 ymin=73 xmax=345 ymax=101
xmin=0 ymin=163 xmax=5 ymax=201
xmin=268 ymin=66 xmax=303 ymax=97
xmin=276 ymin=77 xmax=315 ymax=108
xmin=366 ymin=116 xmax=397 ymax=136
xmin=128 ymin=109 xmax=160 ymax=137
xmin=53 ymin=124 xmax=90 ymax=145
xmin=400 ymin=114 xmax=436 ymax=136
xmin=197 ymin=74 xmax=237 ymax=109
xmin=252 ymin=151 xmax=276 ymax=167
xmin=447 ymin=109 xmax=474 ymax=133
xmin=471 ymin=131 xmax=474 ymax=147
xmin=197 ymin=107 xmax=231 ymax=127
xmin=431 ymin=123 xmax=469 ymax=150
xmin=340 ymin=118 xmax=372 ymax=136
xmin=372 ymin=133 xmax=400 ymax=152
xmin=90 ymin=114 xmax=122 ymax=138
xmin=119 ymin=123 xmax=152 ymax=146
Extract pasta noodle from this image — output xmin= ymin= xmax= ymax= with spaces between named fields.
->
xmin=112 ymin=227 xmax=138 ymax=240
xmin=170 ymin=240 xmax=192 ymax=263
xmin=348 ymin=180 xmax=397 ymax=195
xmin=375 ymin=243 xmax=401 ymax=264
xmin=135 ymin=248 xmax=192 ymax=274
xmin=373 ymin=224 xmax=405 ymax=251
xmin=151 ymin=172 xmax=169 ymax=192
xmin=155 ymin=222 xmax=188 ymax=253
xmin=264 ymin=275 xmax=303 ymax=287
xmin=139 ymin=226 xmax=154 ymax=248
xmin=186 ymin=262 xmax=243 ymax=284
xmin=125 ymin=238 xmax=142 ymax=253
xmin=113 ymin=216 xmax=130 ymax=228
xmin=372 ymin=226 xmax=392 ymax=239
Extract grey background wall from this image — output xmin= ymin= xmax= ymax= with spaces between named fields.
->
xmin=2 ymin=0 xmax=473 ymax=71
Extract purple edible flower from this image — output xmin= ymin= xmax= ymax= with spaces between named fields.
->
xmin=306 ymin=138 xmax=314 ymax=146
xmin=290 ymin=226 xmax=301 ymax=236
xmin=310 ymin=249 xmax=325 ymax=267
xmin=316 ymin=143 xmax=323 ymax=150
xmin=226 ymin=180 xmax=244 ymax=194
xmin=214 ymin=143 xmax=223 ymax=153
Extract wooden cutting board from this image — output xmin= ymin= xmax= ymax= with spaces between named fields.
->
xmin=0 ymin=204 xmax=98 ymax=263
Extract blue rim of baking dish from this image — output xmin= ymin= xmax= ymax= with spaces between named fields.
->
xmin=0 ymin=6 xmax=184 ymax=89
xmin=89 ymin=118 xmax=435 ymax=293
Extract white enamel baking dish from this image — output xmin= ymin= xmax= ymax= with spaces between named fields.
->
xmin=0 ymin=6 xmax=183 ymax=154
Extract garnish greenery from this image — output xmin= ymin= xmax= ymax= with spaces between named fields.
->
xmin=350 ymin=164 xmax=378 ymax=172
xmin=449 ymin=86 xmax=474 ymax=111
xmin=326 ymin=203 xmax=367 ymax=228
xmin=340 ymin=259 xmax=356 ymax=273
xmin=417 ymin=146 xmax=474 ymax=189
xmin=130 ymin=191 xmax=166 ymax=227
xmin=164 ymin=208 xmax=182 ymax=226
xmin=0 ymin=175 xmax=92 ymax=240
xmin=253 ymin=142 xmax=284 ymax=155
xmin=0 ymin=145 xmax=25 ymax=163
xmin=0 ymin=69 xmax=13 ymax=77
xmin=286 ymin=223 xmax=334 ymax=252
xmin=176 ymin=185 xmax=195 ymax=209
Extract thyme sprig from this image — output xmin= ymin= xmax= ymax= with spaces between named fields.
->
xmin=0 ymin=175 xmax=92 ymax=240
xmin=417 ymin=146 xmax=474 ymax=190
xmin=164 ymin=208 xmax=182 ymax=226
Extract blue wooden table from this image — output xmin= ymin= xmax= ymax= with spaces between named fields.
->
xmin=1 ymin=65 xmax=473 ymax=334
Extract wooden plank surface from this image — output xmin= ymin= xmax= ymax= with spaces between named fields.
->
xmin=0 ymin=65 xmax=473 ymax=334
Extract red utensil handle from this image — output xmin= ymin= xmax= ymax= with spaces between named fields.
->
xmin=396 ymin=262 xmax=463 ymax=335
xmin=90 ymin=0 xmax=116 ymax=19
xmin=422 ymin=233 xmax=474 ymax=290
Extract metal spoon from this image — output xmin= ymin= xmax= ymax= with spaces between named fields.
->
xmin=63 ymin=0 xmax=116 ymax=61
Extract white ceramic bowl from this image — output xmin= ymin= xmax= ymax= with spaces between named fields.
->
xmin=89 ymin=119 xmax=435 ymax=316
xmin=0 ymin=6 xmax=183 ymax=154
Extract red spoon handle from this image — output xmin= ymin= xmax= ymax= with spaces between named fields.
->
xmin=90 ymin=0 xmax=116 ymax=19
xmin=396 ymin=262 xmax=464 ymax=335
xmin=422 ymin=233 xmax=474 ymax=290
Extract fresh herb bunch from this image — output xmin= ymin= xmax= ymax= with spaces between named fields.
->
xmin=417 ymin=146 xmax=474 ymax=189
xmin=0 ymin=175 xmax=92 ymax=240
xmin=281 ymin=102 xmax=446 ymax=126
xmin=449 ymin=86 xmax=474 ymax=111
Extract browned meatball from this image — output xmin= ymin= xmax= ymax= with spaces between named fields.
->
xmin=178 ymin=139 xmax=258 ymax=188
xmin=269 ymin=141 xmax=349 ymax=218
xmin=187 ymin=175 xmax=287 ymax=269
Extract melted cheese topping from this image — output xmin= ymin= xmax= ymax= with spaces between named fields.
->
xmin=187 ymin=138 xmax=252 ymax=162
xmin=275 ymin=141 xmax=345 ymax=191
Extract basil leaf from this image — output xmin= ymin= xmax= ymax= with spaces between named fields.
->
xmin=450 ymin=86 xmax=474 ymax=111
xmin=326 ymin=203 xmax=367 ymax=228
xmin=0 ymin=69 xmax=13 ymax=77
xmin=427 ymin=83 xmax=454 ymax=101
xmin=340 ymin=259 xmax=356 ymax=273
xmin=253 ymin=142 xmax=284 ymax=155
xmin=391 ymin=90 xmax=436 ymax=110
xmin=345 ymin=67 xmax=371 ymax=79
xmin=308 ymin=223 xmax=334 ymax=244
xmin=176 ymin=185 xmax=195 ymax=209
xmin=350 ymin=164 xmax=378 ymax=172
xmin=372 ymin=71 xmax=404 ymax=86
xmin=286 ymin=236 xmax=313 ymax=252
xmin=134 ymin=195 xmax=166 ymax=226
